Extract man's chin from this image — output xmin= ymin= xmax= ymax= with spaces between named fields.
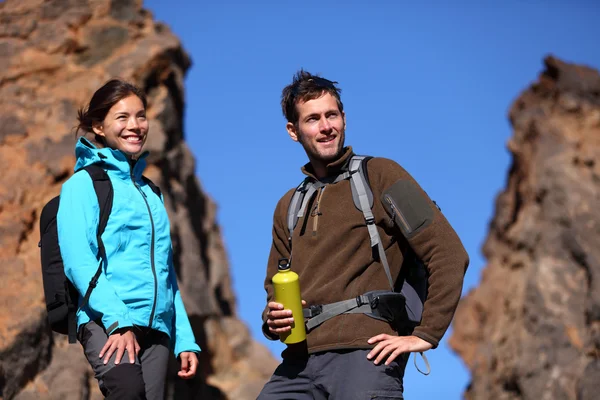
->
xmin=319 ymin=147 xmax=344 ymax=162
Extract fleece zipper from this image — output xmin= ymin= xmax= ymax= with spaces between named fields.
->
xmin=384 ymin=194 xmax=412 ymax=234
xmin=311 ymin=186 xmax=326 ymax=236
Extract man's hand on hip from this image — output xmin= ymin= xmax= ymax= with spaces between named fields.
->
xmin=366 ymin=334 xmax=433 ymax=365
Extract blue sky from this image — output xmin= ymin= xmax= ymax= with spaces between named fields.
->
xmin=145 ymin=1 xmax=600 ymax=398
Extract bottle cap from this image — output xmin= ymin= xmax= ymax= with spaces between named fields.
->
xmin=278 ymin=258 xmax=290 ymax=271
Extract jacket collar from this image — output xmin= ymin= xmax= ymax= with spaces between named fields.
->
xmin=74 ymin=136 xmax=149 ymax=181
xmin=301 ymin=146 xmax=354 ymax=182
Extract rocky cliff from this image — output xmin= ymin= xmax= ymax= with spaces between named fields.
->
xmin=449 ymin=57 xmax=600 ymax=399
xmin=0 ymin=0 xmax=277 ymax=399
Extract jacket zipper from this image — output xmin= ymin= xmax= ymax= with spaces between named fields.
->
xmin=311 ymin=186 xmax=326 ymax=236
xmin=132 ymin=170 xmax=158 ymax=326
xmin=384 ymin=195 xmax=411 ymax=233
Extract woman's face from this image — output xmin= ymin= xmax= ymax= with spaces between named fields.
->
xmin=93 ymin=94 xmax=149 ymax=156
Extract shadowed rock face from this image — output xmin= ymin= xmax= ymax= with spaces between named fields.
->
xmin=449 ymin=56 xmax=600 ymax=400
xmin=0 ymin=0 xmax=277 ymax=398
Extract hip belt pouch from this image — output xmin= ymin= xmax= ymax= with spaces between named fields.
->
xmin=366 ymin=291 xmax=407 ymax=324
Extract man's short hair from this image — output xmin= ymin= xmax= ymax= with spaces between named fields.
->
xmin=281 ymin=70 xmax=344 ymax=125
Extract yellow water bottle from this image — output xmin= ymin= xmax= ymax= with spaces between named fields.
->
xmin=272 ymin=258 xmax=306 ymax=344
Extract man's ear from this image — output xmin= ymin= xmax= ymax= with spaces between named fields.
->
xmin=92 ymin=121 xmax=105 ymax=137
xmin=342 ymin=111 xmax=346 ymax=130
xmin=286 ymin=122 xmax=299 ymax=142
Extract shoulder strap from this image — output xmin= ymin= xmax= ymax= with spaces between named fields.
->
xmin=82 ymin=165 xmax=113 ymax=259
xmin=79 ymin=165 xmax=114 ymax=309
xmin=287 ymin=178 xmax=317 ymax=248
xmin=142 ymin=175 xmax=162 ymax=199
xmin=349 ymin=155 xmax=373 ymax=210
xmin=348 ymin=156 xmax=394 ymax=290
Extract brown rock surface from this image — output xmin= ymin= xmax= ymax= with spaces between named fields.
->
xmin=0 ymin=0 xmax=277 ymax=399
xmin=449 ymin=56 xmax=600 ymax=399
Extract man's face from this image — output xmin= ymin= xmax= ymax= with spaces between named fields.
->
xmin=287 ymin=92 xmax=346 ymax=168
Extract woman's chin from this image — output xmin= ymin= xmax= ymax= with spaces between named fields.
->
xmin=119 ymin=143 xmax=144 ymax=156
xmin=121 ymin=149 xmax=143 ymax=159
xmin=116 ymin=135 xmax=146 ymax=154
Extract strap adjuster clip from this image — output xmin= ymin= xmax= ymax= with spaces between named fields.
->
xmin=365 ymin=217 xmax=375 ymax=225
xmin=356 ymin=295 xmax=366 ymax=307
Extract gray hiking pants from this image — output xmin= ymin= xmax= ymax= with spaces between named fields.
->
xmin=78 ymin=321 xmax=170 ymax=400
xmin=257 ymin=349 xmax=409 ymax=400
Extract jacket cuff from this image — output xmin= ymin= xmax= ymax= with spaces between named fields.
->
xmin=174 ymin=341 xmax=201 ymax=358
xmin=262 ymin=321 xmax=279 ymax=341
xmin=103 ymin=316 xmax=133 ymax=335
xmin=413 ymin=329 xmax=439 ymax=349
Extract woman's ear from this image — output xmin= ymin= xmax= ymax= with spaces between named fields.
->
xmin=92 ymin=121 xmax=105 ymax=137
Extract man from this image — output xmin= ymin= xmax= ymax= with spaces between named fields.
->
xmin=258 ymin=70 xmax=469 ymax=399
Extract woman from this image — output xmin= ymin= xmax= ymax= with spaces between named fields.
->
xmin=57 ymin=79 xmax=200 ymax=399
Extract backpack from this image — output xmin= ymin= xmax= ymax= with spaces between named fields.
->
xmin=288 ymin=155 xmax=429 ymax=333
xmin=39 ymin=164 xmax=161 ymax=343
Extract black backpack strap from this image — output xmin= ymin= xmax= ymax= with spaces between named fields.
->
xmin=66 ymin=297 xmax=78 ymax=343
xmin=78 ymin=165 xmax=114 ymax=310
xmin=142 ymin=175 xmax=162 ymax=199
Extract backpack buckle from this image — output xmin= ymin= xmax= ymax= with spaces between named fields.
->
xmin=370 ymin=296 xmax=379 ymax=310
xmin=365 ymin=217 xmax=375 ymax=225
xmin=307 ymin=304 xmax=323 ymax=318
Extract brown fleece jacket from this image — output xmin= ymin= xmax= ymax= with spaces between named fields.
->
xmin=262 ymin=147 xmax=469 ymax=355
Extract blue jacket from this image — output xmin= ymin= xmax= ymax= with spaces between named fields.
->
xmin=57 ymin=137 xmax=200 ymax=357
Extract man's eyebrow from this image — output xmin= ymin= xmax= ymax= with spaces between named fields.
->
xmin=304 ymin=112 xmax=320 ymax=119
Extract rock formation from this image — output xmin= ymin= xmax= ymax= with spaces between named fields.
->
xmin=0 ymin=0 xmax=277 ymax=399
xmin=449 ymin=56 xmax=600 ymax=399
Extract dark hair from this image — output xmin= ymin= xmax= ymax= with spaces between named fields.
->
xmin=281 ymin=70 xmax=343 ymax=125
xmin=76 ymin=79 xmax=147 ymax=139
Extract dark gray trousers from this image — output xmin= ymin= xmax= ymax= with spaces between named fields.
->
xmin=257 ymin=349 xmax=408 ymax=400
xmin=78 ymin=321 xmax=170 ymax=400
